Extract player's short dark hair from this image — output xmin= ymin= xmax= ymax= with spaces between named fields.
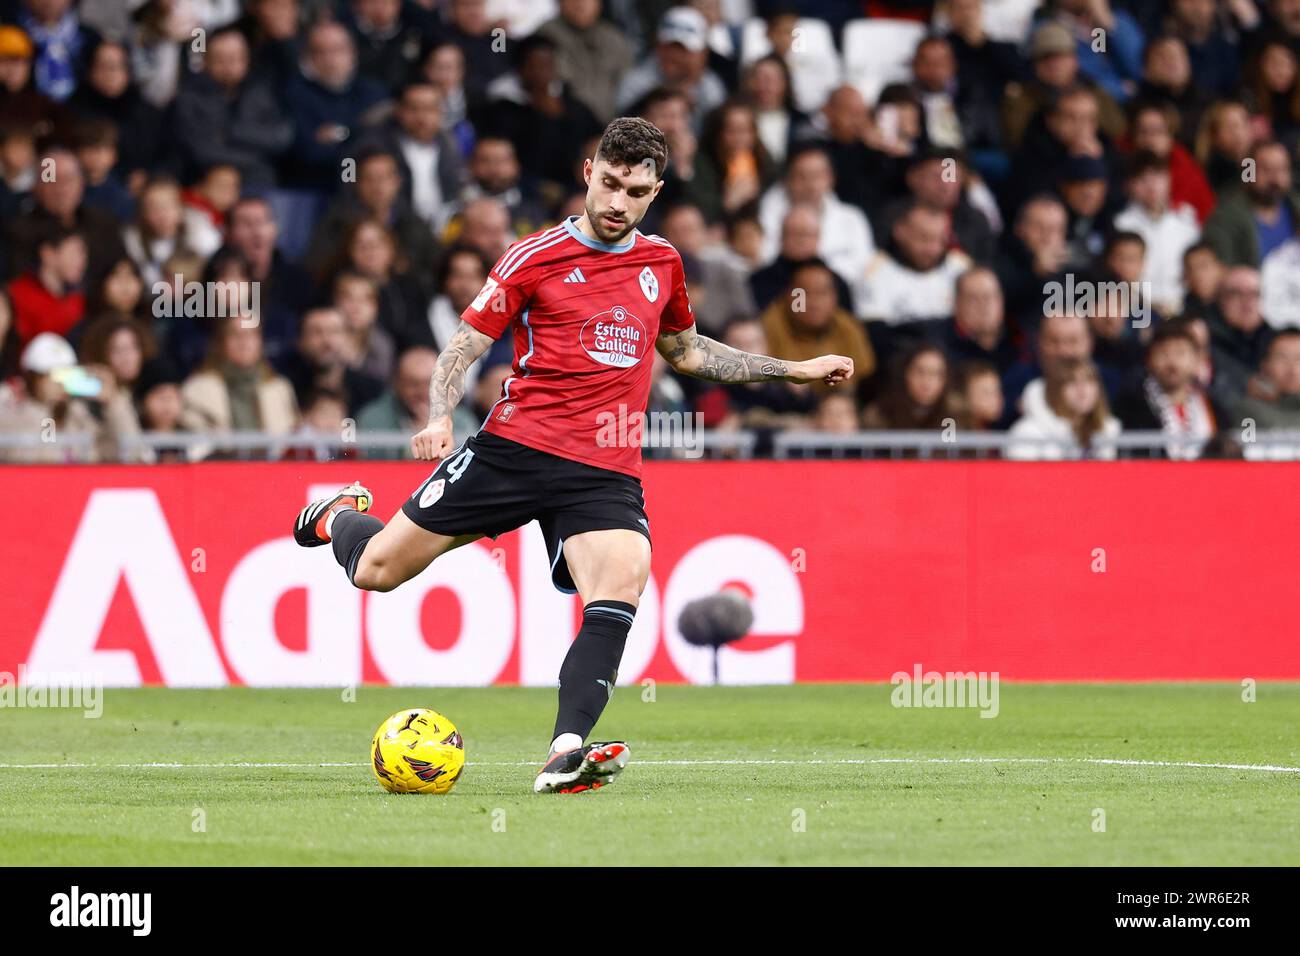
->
xmin=595 ymin=117 xmax=669 ymax=180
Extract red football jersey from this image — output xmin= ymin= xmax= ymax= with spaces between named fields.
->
xmin=460 ymin=216 xmax=695 ymax=477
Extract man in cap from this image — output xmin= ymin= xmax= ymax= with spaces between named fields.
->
xmin=614 ymin=6 xmax=726 ymax=131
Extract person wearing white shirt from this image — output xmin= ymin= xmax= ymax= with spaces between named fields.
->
xmin=1112 ymin=151 xmax=1200 ymax=316
xmin=758 ymin=144 xmax=873 ymax=287
xmin=857 ymin=203 xmax=970 ymax=324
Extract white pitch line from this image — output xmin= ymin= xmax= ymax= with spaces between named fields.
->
xmin=0 ymin=757 xmax=1297 ymax=773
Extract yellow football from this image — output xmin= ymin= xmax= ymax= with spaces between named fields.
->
xmin=370 ymin=708 xmax=466 ymax=794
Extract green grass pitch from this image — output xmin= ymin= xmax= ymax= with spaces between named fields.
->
xmin=1 ymin=684 xmax=1297 ymax=866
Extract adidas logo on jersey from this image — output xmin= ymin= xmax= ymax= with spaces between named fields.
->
xmin=563 ymin=267 xmax=587 ymax=284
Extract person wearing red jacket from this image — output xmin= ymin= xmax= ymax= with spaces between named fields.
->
xmin=7 ymin=223 xmax=86 ymax=346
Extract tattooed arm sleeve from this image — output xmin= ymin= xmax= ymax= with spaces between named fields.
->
xmin=655 ymin=324 xmax=790 ymax=383
xmin=428 ymin=321 xmax=497 ymax=422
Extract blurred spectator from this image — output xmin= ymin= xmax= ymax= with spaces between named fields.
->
xmin=1208 ymin=265 xmax=1274 ymax=403
xmin=417 ymin=42 xmax=478 ymax=157
xmin=759 ymin=143 xmax=873 ymax=287
xmin=180 ymin=314 xmax=298 ymax=437
xmin=283 ymin=20 xmax=388 ymax=192
xmin=17 ymin=0 xmax=101 ymax=102
xmin=182 ymin=163 xmax=241 ymax=232
xmin=1011 ymin=84 xmax=1121 ymax=217
xmin=1114 ymin=319 xmax=1223 ymax=457
xmin=1113 ymin=152 xmax=1200 ymax=316
xmin=480 ymin=34 xmax=602 ymax=191
xmin=0 ymin=331 xmax=130 ymax=462
xmin=761 ymin=259 xmax=875 ymax=395
xmin=0 ymin=121 xmax=37 ymax=222
xmin=133 ymin=355 xmax=193 ymax=461
xmin=1003 ymin=308 xmax=1095 ymax=419
xmin=322 ymin=216 xmax=429 ymax=351
xmin=748 ymin=202 xmax=853 ymax=312
xmin=307 ymin=146 xmax=440 ymax=290
xmin=7 ymin=223 xmax=86 ymax=345
xmin=73 ymin=117 xmax=133 ymax=221
xmin=942 ymin=0 xmax=1023 ymax=149
xmin=634 ymin=86 xmax=697 ymax=214
xmin=452 ymin=196 xmax=514 ymax=264
xmin=234 ymin=0 xmax=303 ymax=90
xmin=1124 ymin=99 xmax=1215 ymax=222
xmin=931 ymin=266 xmax=1020 ymax=376
xmin=77 ymin=314 xmax=155 ymax=403
xmin=858 ymin=202 xmax=972 ymax=325
xmin=537 ymin=0 xmax=633 ymax=122
xmin=1052 ymin=0 xmax=1146 ymax=102
xmin=660 ymin=202 xmax=754 ymax=335
xmin=173 ymin=27 xmax=292 ymax=189
xmin=225 ymin=196 xmax=313 ymax=363
xmin=283 ymin=386 xmax=355 ymax=461
xmin=1195 ymin=99 xmax=1255 ymax=192
xmin=0 ymin=23 xmax=67 ymax=139
xmin=812 ymin=85 xmax=898 ymax=219
xmin=742 ymin=54 xmax=808 ymax=166
xmin=278 ymin=306 xmax=384 ymax=416
xmin=615 ymin=6 xmax=727 ymax=131
xmin=423 ymin=244 xmax=492 ymax=362
xmin=1139 ymin=35 xmax=1211 ymax=147
xmin=451 ymin=136 xmax=549 ymax=236
xmin=1179 ymin=241 xmax=1226 ymax=322
xmin=1006 ymin=356 xmax=1121 ymax=459
xmin=879 ymin=147 xmax=996 ymax=264
xmin=331 ymin=269 xmax=394 ymax=384
xmin=910 ymin=34 xmax=1001 ymax=153
xmin=1243 ymin=38 xmax=1300 ymax=145
xmin=341 ymin=0 xmax=436 ymax=94
xmin=123 ymin=175 xmax=223 ymax=287
xmin=1204 ymin=139 xmax=1300 ymax=268
xmin=950 ymin=358 xmax=1005 ymax=431
xmin=996 ymin=193 xmax=1069 ymax=330
xmin=862 ymin=343 xmax=952 ymax=430
xmin=689 ymin=99 xmax=776 ymax=223
xmin=355 ymin=344 xmax=437 ymax=456
xmin=1056 ymin=152 xmax=1115 ymax=270
xmin=1166 ymin=0 xmax=1242 ymax=98
xmin=812 ymin=391 xmax=859 ymax=434
xmin=4 ymin=146 xmax=125 ymax=282
xmin=1001 ymin=22 xmax=1124 ymax=152
xmin=362 ymin=78 xmax=465 ymax=229
xmin=1233 ymin=328 xmax=1300 ymax=427
xmin=83 ymin=256 xmax=149 ymax=328
xmin=68 ymin=40 xmax=171 ymax=190
xmin=438 ymin=0 xmax=514 ymax=96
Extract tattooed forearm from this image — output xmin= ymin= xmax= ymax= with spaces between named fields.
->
xmin=428 ymin=321 xmax=494 ymax=422
xmin=657 ymin=330 xmax=790 ymax=382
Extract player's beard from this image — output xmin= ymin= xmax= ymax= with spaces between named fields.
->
xmin=586 ymin=199 xmax=639 ymax=244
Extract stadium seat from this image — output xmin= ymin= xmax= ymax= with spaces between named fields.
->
xmin=739 ymin=17 xmax=842 ymax=114
xmin=841 ymin=18 xmax=927 ymax=103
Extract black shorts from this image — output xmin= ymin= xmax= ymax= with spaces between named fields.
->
xmin=401 ymin=431 xmax=651 ymax=593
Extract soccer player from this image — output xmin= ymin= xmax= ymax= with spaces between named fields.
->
xmin=294 ymin=118 xmax=853 ymax=793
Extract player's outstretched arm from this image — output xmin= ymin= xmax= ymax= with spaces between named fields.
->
xmin=655 ymin=325 xmax=854 ymax=387
xmin=411 ymin=320 xmax=496 ymax=460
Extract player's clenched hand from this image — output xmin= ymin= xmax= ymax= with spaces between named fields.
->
xmin=788 ymin=355 xmax=854 ymax=386
xmin=411 ymin=417 xmax=456 ymax=461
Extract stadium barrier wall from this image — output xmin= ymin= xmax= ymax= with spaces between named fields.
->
xmin=1 ymin=461 xmax=1297 ymax=686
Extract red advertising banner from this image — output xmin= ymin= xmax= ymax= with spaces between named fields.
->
xmin=0 ymin=461 xmax=1296 ymax=685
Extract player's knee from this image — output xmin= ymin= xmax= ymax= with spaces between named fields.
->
xmin=353 ymin=553 xmax=397 ymax=592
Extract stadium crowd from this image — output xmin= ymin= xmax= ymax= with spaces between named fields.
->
xmin=2 ymin=0 xmax=1300 ymax=462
